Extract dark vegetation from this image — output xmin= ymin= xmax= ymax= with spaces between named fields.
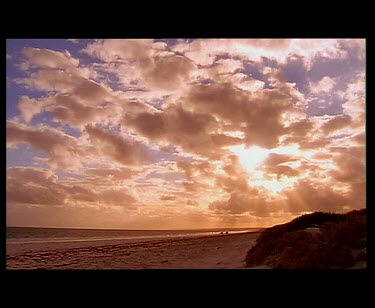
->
xmin=245 ymin=209 xmax=366 ymax=269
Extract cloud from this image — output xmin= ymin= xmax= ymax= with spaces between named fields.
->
xmin=209 ymin=192 xmax=271 ymax=217
xmin=310 ymin=76 xmax=337 ymax=94
xmin=20 ymin=47 xmax=79 ymax=71
xmin=84 ymin=124 xmax=151 ymax=166
xmin=125 ymin=111 xmax=166 ymax=139
xmin=172 ymin=39 xmax=294 ymax=65
xmin=83 ymin=39 xmax=196 ymax=91
xmin=16 ymin=66 xmax=113 ymax=107
xmin=15 ymin=53 xmax=109 ymax=133
xmin=125 ymin=102 xmax=230 ymax=159
xmin=208 ymin=175 xmax=358 ymax=218
xmin=7 ymin=121 xmax=87 ymax=169
xmin=186 ymin=82 xmax=296 ymax=148
xmin=352 ymin=132 xmax=365 ymax=145
xmin=176 ymin=160 xmax=214 ymax=181
xmin=210 ymin=134 xmax=243 ymax=147
xmin=223 ymin=154 xmax=244 ymax=177
xmin=329 ymin=146 xmax=365 ymax=184
xmin=98 ymin=189 xmax=137 ymax=206
xmin=282 ymin=117 xmax=337 ymax=149
xmin=215 ymin=174 xmax=257 ymax=194
xmin=173 ymin=39 xmax=348 ymax=69
xmin=144 ymin=55 xmax=196 ymax=90
xmin=6 ymin=39 xmax=366 ymax=229
xmin=160 ymin=195 xmax=176 ymax=201
xmin=46 ymin=94 xmax=116 ymax=128
xmin=85 ymin=167 xmax=139 ymax=181
xmin=82 ymin=39 xmax=154 ymax=63
xmin=67 ymin=39 xmax=79 ymax=44
xmin=18 ymin=95 xmax=46 ymax=122
xmin=320 ymin=114 xmax=352 ymax=134
xmin=261 ymin=153 xmax=300 ymax=179
xmin=342 ymin=96 xmax=365 ymax=128
xmin=282 ymin=180 xmax=350 ymax=214
xmin=7 ymin=167 xmax=66 ymax=206
xmin=7 ymin=166 xmax=138 ymax=209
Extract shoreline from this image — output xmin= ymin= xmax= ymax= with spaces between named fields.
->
xmin=7 ymin=231 xmax=261 ymax=270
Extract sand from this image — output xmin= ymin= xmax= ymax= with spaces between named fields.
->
xmin=6 ymin=231 xmax=261 ymax=270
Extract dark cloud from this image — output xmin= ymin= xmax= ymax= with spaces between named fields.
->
xmin=223 ymin=155 xmax=244 ymax=177
xmin=283 ymin=180 xmax=350 ymax=214
xmin=210 ymin=134 xmax=243 ymax=147
xmin=125 ymin=103 xmax=227 ymax=159
xmin=285 ymin=119 xmax=314 ymax=139
xmin=177 ymin=160 xmax=214 ymax=181
xmin=160 ymin=195 xmax=177 ymax=201
xmin=98 ymin=189 xmax=137 ymax=206
xmin=209 ymin=192 xmax=271 ymax=217
xmin=264 ymin=153 xmax=298 ymax=166
xmin=7 ymin=167 xmax=65 ymax=206
xmin=321 ymin=114 xmax=352 ymax=134
xmin=353 ymin=132 xmax=365 ymax=145
xmin=215 ymin=174 xmax=258 ymax=194
xmin=187 ymin=82 xmax=294 ymax=148
xmin=329 ymin=146 xmax=365 ymax=185
xmin=261 ymin=153 xmax=300 ymax=179
xmin=85 ymin=124 xmax=151 ymax=166
xmin=281 ymin=54 xmax=309 ymax=93
xmin=145 ymin=55 xmax=195 ymax=90
xmin=125 ymin=111 xmax=166 ymax=139
xmin=47 ymin=94 xmax=112 ymax=128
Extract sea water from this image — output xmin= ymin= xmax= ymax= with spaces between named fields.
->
xmin=7 ymin=226 xmax=260 ymax=245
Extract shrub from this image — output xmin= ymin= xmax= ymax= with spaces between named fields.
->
xmin=245 ymin=208 xmax=366 ymax=269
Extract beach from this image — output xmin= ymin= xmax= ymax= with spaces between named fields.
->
xmin=6 ymin=231 xmax=261 ymax=270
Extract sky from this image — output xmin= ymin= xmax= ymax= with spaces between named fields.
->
xmin=6 ymin=38 xmax=366 ymax=229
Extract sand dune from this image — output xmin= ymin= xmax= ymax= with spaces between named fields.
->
xmin=6 ymin=231 xmax=261 ymax=270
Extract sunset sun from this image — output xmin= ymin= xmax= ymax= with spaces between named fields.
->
xmin=229 ymin=145 xmax=302 ymax=194
xmin=230 ymin=145 xmax=269 ymax=173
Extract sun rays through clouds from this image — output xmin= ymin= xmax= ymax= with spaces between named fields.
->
xmin=6 ymin=38 xmax=366 ymax=229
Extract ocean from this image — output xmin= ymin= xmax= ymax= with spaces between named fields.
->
xmin=7 ymin=226 xmax=261 ymax=245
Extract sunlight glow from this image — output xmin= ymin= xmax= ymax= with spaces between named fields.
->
xmin=229 ymin=145 xmax=270 ymax=173
xmin=251 ymin=174 xmax=299 ymax=195
xmin=229 ymin=144 xmax=303 ymax=194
